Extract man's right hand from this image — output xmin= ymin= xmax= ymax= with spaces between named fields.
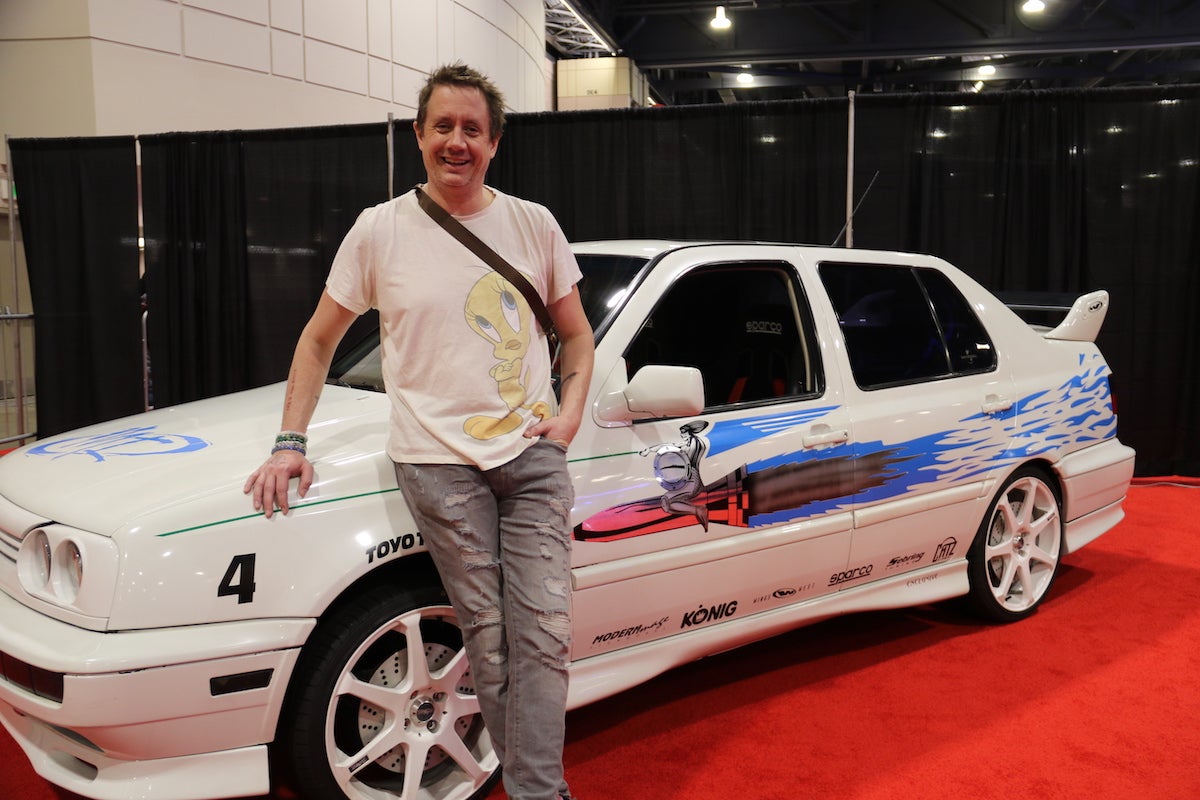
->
xmin=244 ymin=450 xmax=314 ymax=518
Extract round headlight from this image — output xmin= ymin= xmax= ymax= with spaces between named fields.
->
xmin=20 ymin=529 xmax=52 ymax=589
xmin=54 ymin=539 xmax=84 ymax=602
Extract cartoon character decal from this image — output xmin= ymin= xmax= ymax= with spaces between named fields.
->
xmin=463 ymin=272 xmax=550 ymax=440
xmin=643 ymin=420 xmax=712 ymax=529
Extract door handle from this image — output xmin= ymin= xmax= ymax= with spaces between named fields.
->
xmin=981 ymin=394 xmax=1013 ymax=415
xmin=802 ymin=426 xmax=849 ymax=448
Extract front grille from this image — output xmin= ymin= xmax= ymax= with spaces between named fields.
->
xmin=0 ymin=526 xmax=17 ymax=566
xmin=0 ymin=649 xmax=65 ymax=703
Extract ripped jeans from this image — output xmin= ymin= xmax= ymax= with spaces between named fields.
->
xmin=394 ymin=439 xmax=574 ymax=800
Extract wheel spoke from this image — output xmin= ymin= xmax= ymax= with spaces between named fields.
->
xmin=1028 ymin=541 xmax=1058 ymax=568
xmin=1013 ymin=560 xmax=1036 ymax=605
xmin=993 ymin=554 xmax=1018 ymax=599
xmin=437 ymin=726 xmax=493 ymax=783
xmin=396 ymin=609 xmax=436 ymax=689
xmin=330 ymin=720 xmax=405 ymax=789
xmin=336 ymin=671 xmax=405 ymax=711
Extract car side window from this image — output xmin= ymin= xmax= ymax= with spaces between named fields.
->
xmin=819 ymin=262 xmax=995 ymax=390
xmin=624 ymin=263 xmax=822 ymax=411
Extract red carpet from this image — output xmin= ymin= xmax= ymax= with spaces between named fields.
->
xmin=3 ymin=480 xmax=1198 ymax=800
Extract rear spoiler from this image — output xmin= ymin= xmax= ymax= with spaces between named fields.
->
xmin=1043 ymin=290 xmax=1109 ymax=342
xmin=997 ymin=290 xmax=1110 ymax=343
xmin=998 ymin=293 xmax=1108 ymax=345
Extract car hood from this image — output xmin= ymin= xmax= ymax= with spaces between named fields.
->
xmin=0 ymin=384 xmax=392 ymax=537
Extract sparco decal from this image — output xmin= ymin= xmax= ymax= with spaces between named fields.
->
xmin=886 ymin=552 xmax=924 ymax=570
xmin=932 ymin=537 xmax=958 ymax=563
xmin=828 ymin=564 xmax=874 ymax=586
xmin=681 ymin=600 xmax=739 ymax=629
xmin=592 ymin=617 xmax=670 ymax=646
xmin=366 ymin=532 xmax=425 ymax=564
xmin=745 ymin=320 xmax=783 ymax=335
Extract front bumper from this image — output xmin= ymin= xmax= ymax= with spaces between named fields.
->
xmin=0 ymin=589 xmax=313 ymax=800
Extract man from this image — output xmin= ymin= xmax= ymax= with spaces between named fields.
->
xmin=245 ymin=62 xmax=593 ymax=800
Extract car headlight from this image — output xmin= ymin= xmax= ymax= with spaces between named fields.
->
xmin=25 ymin=528 xmax=52 ymax=588
xmin=17 ymin=524 xmax=119 ymax=620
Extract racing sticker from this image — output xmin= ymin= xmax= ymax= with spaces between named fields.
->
xmin=27 ymin=426 xmax=209 ymax=462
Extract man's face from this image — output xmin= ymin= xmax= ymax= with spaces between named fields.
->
xmin=414 ymin=84 xmax=499 ymax=198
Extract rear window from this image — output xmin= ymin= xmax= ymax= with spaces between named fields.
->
xmin=819 ymin=262 xmax=995 ymax=390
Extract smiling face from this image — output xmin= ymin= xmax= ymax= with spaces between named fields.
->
xmin=414 ymin=84 xmax=500 ymax=210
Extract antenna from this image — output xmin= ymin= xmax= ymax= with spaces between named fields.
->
xmin=831 ymin=169 xmax=879 ymax=248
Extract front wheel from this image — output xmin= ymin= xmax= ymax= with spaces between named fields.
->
xmin=966 ymin=467 xmax=1063 ymax=623
xmin=278 ymin=583 xmax=501 ymax=800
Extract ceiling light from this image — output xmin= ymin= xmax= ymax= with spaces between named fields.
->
xmin=978 ymin=64 xmax=997 ymax=77
xmin=711 ymin=6 xmax=731 ymax=29
xmin=737 ymin=72 xmax=754 ymax=84
xmin=1021 ymin=0 xmax=1046 ymax=12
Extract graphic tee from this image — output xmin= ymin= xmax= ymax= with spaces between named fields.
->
xmin=326 ymin=187 xmax=581 ymax=470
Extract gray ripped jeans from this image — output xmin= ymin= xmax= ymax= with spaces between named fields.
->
xmin=394 ymin=439 xmax=575 ymax=800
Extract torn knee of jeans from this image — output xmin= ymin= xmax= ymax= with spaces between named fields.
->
xmin=536 ymin=609 xmax=571 ymax=642
xmin=473 ymin=605 xmax=504 ymax=629
xmin=459 ymin=544 xmax=497 ymax=570
xmin=542 ymin=576 xmax=569 ymax=599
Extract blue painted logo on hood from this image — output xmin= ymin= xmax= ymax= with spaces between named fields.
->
xmin=27 ymin=426 xmax=209 ymax=462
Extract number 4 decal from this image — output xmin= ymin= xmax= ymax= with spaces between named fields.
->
xmin=219 ymin=553 xmax=257 ymax=604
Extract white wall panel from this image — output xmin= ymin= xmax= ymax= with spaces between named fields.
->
xmin=2 ymin=0 xmax=549 ymax=137
xmin=366 ymin=0 xmax=390 ymax=58
xmin=269 ymin=0 xmax=302 ymax=33
xmin=368 ymin=55 xmax=390 ymax=100
xmin=392 ymin=0 xmax=438 ymax=71
xmin=271 ymin=28 xmax=304 ymax=79
xmin=183 ymin=7 xmax=269 ymax=73
xmin=1 ymin=0 xmax=92 ymax=39
xmin=304 ymin=0 xmax=367 ymax=52
xmin=89 ymin=0 xmax=182 ymax=54
xmin=455 ymin=5 xmax=499 ymax=94
xmin=392 ymin=63 xmax=424 ymax=112
xmin=305 ymin=39 xmax=367 ymax=94
xmin=185 ymin=0 xmax=268 ymax=25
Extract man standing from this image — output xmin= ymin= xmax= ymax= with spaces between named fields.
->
xmin=245 ymin=63 xmax=593 ymax=800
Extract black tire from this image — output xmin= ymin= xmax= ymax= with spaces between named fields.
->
xmin=966 ymin=466 xmax=1064 ymax=623
xmin=278 ymin=582 xmax=502 ymax=800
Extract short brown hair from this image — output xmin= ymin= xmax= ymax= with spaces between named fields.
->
xmin=416 ymin=62 xmax=506 ymax=140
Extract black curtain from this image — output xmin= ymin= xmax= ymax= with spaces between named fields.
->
xmin=9 ymin=137 xmax=141 ymax=437
xmin=485 ymin=100 xmax=848 ymax=244
xmin=852 ymin=87 xmax=1200 ymax=475
xmin=240 ymin=124 xmax=388 ymax=386
xmin=141 ymin=124 xmax=388 ymax=406
xmin=141 ymin=132 xmax=249 ymax=407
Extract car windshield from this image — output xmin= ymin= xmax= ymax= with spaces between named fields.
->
xmin=329 ymin=252 xmax=650 ymax=392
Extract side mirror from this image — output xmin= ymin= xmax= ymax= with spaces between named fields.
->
xmin=595 ymin=363 xmax=706 ymax=424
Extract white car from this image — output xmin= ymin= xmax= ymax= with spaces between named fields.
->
xmin=0 ymin=241 xmax=1134 ymax=800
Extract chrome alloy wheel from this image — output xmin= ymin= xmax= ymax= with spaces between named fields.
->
xmin=982 ymin=473 xmax=1062 ymax=612
xmin=326 ymin=605 xmax=497 ymax=800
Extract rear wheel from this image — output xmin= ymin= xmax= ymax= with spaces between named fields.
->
xmin=966 ymin=467 xmax=1063 ymax=622
xmin=279 ymin=583 xmax=501 ymax=800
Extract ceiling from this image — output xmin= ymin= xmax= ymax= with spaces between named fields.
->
xmin=548 ymin=0 xmax=1200 ymax=105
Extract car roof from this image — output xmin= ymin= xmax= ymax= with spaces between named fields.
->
xmin=570 ymin=239 xmax=943 ymax=268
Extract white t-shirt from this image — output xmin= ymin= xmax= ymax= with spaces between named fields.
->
xmin=326 ymin=187 xmax=582 ymax=470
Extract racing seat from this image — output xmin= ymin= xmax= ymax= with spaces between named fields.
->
xmin=726 ymin=303 xmax=796 ymax=404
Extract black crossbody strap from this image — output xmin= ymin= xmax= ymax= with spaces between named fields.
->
xmin=414 ymin=185 xmax=558 ymax=345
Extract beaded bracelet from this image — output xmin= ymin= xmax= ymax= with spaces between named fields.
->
xmin=271 ymin=431 xmax=308 ymax=457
